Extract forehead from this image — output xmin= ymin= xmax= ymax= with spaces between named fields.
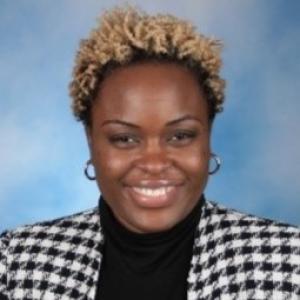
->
xmin=92 ymin=62 xmax=208 ymax=123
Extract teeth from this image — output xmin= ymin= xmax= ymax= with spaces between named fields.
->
xmin=132 ymin=187 xmax=172 ymax=197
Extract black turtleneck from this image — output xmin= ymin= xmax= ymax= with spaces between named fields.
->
xmin=96 ymin=196 xmax=204 ymax=300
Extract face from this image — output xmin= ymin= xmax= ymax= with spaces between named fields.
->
xmin=86 ymin=62 xmax=211 ymax=233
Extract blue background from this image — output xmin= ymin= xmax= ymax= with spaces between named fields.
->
xmin=1 ymin=0 xmax=299 ymax=231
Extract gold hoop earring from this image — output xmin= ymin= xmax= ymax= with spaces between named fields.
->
xmin=209 ymin=153 xmax=221 ymax=175
xmin=84 ymin=159 xmax=96 ymax=180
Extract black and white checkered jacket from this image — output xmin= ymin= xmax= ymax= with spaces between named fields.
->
xmin=1 ymin=200 xmax=300 ymax=299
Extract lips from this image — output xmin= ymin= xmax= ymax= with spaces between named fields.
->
xmin=132 ymin=186 xmax=174 ymax=197
xmin=125 ymin=180 xmax=183 ymax=208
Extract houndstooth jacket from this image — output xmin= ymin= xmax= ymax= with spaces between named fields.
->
xmin=1 ymin=200 xmax=300 ymax=300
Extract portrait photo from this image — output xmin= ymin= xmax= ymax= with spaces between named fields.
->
xmin=1 ymin=1 xmax=299 ymax=299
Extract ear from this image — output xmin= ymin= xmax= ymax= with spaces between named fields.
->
xmin=85 ymin=125 xmax=93 ymax=158
xmin=208 ymin=121 xmax=213 ymax=150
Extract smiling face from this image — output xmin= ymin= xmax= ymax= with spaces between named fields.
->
xmin=86 ymin=62 xmax=211 ymax=233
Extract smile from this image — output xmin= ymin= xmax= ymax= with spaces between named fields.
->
xmin=132 ymin=187 xmax=174 ymax=197
xmin=126 ymin=183 xmax=180 ymax=208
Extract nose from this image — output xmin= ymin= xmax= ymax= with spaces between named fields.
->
xmin=134 ymin=141 xmax=172 ymax=175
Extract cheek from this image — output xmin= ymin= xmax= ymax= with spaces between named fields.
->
xmin=92 ymin=146 xmax=133 ymax=183
xmin=179 ymin=144 xmax=210 ymax=176
xmin=92 ymin=150 xmax=126 ymax=199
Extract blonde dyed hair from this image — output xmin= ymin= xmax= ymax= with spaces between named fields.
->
xmin=69 ymin=6 xmax=225 ymax=125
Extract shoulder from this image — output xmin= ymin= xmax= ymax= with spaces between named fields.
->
xmin=0 ymin=207 xmax=102 ymax=253
xmin=0 ymin=208 xmax=99 ymax=243
xmin=203 ymin=199 xmax=300 ymax=232
xmin=189 ymin=200 xmax=300 ymax=299
xmin=198 ymin=199 xmax=300 ymax=249
xmin=0 ymin=208 xmax=103 ymax=298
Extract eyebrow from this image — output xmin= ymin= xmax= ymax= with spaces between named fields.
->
xmin=101 ymin=119 xmax=140 ymax=128
xmin=166 ymin=115 xmax=204 ymax=126
xmin=101 ymin=115 xmax=204 ymax=128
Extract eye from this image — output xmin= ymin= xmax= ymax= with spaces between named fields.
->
xmin=109 ymin=134 xmax=139 ymax=148
xmin=167 ymin=130 xmax=197 ymax=146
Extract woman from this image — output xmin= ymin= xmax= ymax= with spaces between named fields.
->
xmin=1 ymin=6 xmax=299 ymax=300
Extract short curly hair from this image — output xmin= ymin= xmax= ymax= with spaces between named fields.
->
xmin=69 ymin=6 xmax=225 ymax=126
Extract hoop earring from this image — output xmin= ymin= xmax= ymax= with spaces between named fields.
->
xmin=84 ymin=159 xmax=96 ymax=180
xmin=209 ymin=153 xmax=221 ymax=175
